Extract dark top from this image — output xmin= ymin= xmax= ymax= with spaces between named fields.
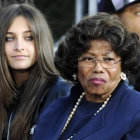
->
xmin=59 ymin=97 xmax=102 ymax=140
xmin=3 ymin=76 xmax=73 ymax=140
xmin=33 ymin=81 xmax=140 ymax=140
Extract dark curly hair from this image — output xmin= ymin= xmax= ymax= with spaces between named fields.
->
xmin=55 ymin=12 xmax=140 ymax=82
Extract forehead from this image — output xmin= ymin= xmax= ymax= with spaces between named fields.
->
xmin=88 ymin=39 xmax=113 ymax=52
xmin=123 ymin=2 xmax=140 ymax=11
xmin=8 ymin=16 xmax=30 ymax=32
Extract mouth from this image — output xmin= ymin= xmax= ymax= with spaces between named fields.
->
xmin=89 ymin=78 xmax=106 ymax=85
xmin=12 ymin=55 xmax=28 ymax=59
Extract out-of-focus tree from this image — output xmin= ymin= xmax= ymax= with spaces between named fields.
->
xmin=34 ymin=0 xmax=75 ymax=41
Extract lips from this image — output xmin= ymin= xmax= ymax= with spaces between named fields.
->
xmin=12 ymin=55 xmax=28 ymax=59
xmin=89 ymin=78 xmax=106 ymax=85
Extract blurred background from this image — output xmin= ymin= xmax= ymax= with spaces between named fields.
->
xmin=34 ymin=0 xmax=99 ymax=50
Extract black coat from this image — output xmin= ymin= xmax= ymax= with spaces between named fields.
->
xmin=3 ymin=76 xmax=72 ymax=140
xmin=29 ymin=76 xmax=73 ymax=138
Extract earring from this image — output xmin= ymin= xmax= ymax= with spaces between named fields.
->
xmin=72 ymin=73 xmax=77 ymax=80
xmin=120 ymin=72 xmax=126 ymax=80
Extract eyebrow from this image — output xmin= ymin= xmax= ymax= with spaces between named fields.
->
xmin=6 ymin=30 xmax=32 ymax=34
xmin=131 ymin=4 xmax=140 ymax=9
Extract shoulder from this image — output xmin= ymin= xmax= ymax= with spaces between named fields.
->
xmin=105 ymin=84 xmax=140 ymax=134
xmin=112 ymin=84 xmax=140 ymax=123
xmin=124 ymin=88 xmax=140 ymax=118
xmin=32 ymin=95 xmax=72 ymax=140
xmin=116 ymin=81 xmax=140 ymax=102
xmin=51 ymin=76 xmax=73 ymax=88
xmin=48 ymin=76 xmax=73 ymax=94
xmin=116 ymin=83 xmax=140 ymax=110
xmin=41 ymin=76 xmax=73 ymax=107
xmin=108 ymin=82 xmax=140 ymax=120
xmin=48 ymin=76 xmax=73 ymax=87
xmin=123 ymin=88 xmax=140 ymax=106
xmin=37 ymin=95 xmax=72 ymax=128
xmin=122 ymin=89 xmax=140 ymax=131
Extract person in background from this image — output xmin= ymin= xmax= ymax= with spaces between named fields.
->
xmin=0 ymin=3 xmax=72 ymax=140
xmin=99 ymin=0 xmax=140 ymax=92
xmin=32 ymin=13 xmax=140 ymax=140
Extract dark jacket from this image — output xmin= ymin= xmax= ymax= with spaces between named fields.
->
xmin=3 ymin=76 xmax=72 ymax=140
xmin=33 ymin=81 xmax=140 ymax=140
xmin=29 ymin=76 xmax=73 ymax=138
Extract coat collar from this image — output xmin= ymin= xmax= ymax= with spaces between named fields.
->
xmin=70 ymin=82 xmax=84 ymax=103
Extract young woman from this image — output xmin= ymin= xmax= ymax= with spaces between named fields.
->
xmin=0 ymin=4 xmax=72 ymax=140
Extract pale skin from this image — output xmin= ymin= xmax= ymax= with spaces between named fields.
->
xmin=77 ymin=40 xmax=122 ymax=103
xmin=5 ymin=16 xmax=36 ymax=87
xmin=119 ymin=2 xmax=140 ymax=39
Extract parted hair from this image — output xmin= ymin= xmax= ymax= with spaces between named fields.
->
xmin=0 ymin=4 xmax=58 ymax=140
xmin=55 ymin=12 xmax=140 ymax=82
xmin=0 ymin=0 xmax=34 ymax=8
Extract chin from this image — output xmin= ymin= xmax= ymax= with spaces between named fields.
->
xmin=11 ymin=66 xmax=31 ymax=71
xmin=85 ymin=89 xmax=107 ymax=102
xmin=14 ymin=67 xmax=29 ymax=70
xmin=11 ymin=65 xmax=31 ymax=69
xmin=88 ymin=86 xmax=105 ymax=94
xmin=85 ymin=94 xmax=105 ymax=103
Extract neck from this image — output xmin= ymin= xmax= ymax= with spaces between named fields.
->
xmin=11 ymin=69 xmax=30 ymax=87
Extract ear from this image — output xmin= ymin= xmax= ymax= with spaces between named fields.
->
xmin=120 ymin=72 xmax=126 ymax=80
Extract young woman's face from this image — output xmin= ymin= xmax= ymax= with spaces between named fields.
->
xmin=77 ymin=40 xmax=121 ymax=103
xmin=5 ymin=16 xmax=36 ymax=71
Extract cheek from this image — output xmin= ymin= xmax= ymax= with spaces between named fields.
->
xmin=121 ymin=18 xmax=132 ymax=29
xmin=32 ymin=49 xmax=36 ymax=60
xmin=108 ymin=68 xmax=121 ymax=82
xmin=29 ymin=45 xmax=36 ymax=61
xmin=4 ymin=46 xmax=11 ymax=59
xmin=77 ymin=66 xmax=90 ymax=84
xmin=121 ymin=15 xmax=140 ymax=32
xmin=120 ymin=13 xmax=133 ymax=27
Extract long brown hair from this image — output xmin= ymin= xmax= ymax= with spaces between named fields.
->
xmin=0 ymin=4 xmax=59 ymax=140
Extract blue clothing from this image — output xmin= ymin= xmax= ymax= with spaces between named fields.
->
xmin=125 ymin=78 xmax=133 ymax=89
xmin=59 ymin=98 xmax=103 ymax=140
xmin=33 ymin=81 xmax=140 ymax=140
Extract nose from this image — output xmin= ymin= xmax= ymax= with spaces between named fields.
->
xmin=92 ymin=61 xmax=104 ymax=73
xmin=14 ymin=39 xmax=24 ymax=51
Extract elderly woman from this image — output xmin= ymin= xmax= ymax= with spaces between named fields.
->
xmin=33 ymin=13 xmax=140 ymax=140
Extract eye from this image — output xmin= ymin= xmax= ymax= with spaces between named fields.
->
xmin=103 ymin=58 xmax=115 ymax=62
xmin=135 ymin=12 xmax=140 ymax=16
xmin=134 ymin=8 xmax=140 ymax=16
xmin=25 ymin=36 xmax=33 ymax=41
xmin=5 ymin=37 xmax=14 ymax=42
xmin=80 ymin=56 xmax=94 ymax=61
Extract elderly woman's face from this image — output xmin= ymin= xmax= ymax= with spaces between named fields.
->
xmin=77 ymin=39 xmax=121 ymax=103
